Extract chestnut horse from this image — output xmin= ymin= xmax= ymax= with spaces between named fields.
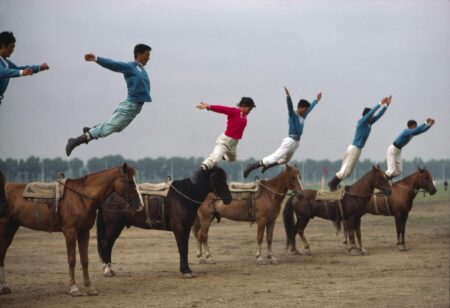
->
xmin=96 ymin=166 xmax=232 ymax=278
xmin=283 ymin=165 xmax=391 ymax=256
xmin=343 ymin=168 xmax=436 ymax=252
xmin=0 ymin=164 xmax=141 ymax=296
xmin=192 ymin=164 xmax=303 ymax=265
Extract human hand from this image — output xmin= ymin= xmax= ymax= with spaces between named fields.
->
xmin=22 ymin=68 xmax=33 ymax=76
xmin=284 ymin=86 xmax=290 ymax=97
xmin=84 ymin=53 xmax=96 ymax=61
xmin=40 ymin=63 xmax=49 ymax=71
xmin=196 ymin=102 xmax=209 ymax=110
xmin=316 ymin=92 xmax=322 ymax=101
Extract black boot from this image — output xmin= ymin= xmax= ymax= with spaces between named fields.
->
xmin=328 ymin=176 xmax=341 ymax=192
xmin=261 ymin=162 xmax=279 ymax=174
xmin=66 ymin=133 xmax=91 ymax=156
xmin=243 ymin=161 xmax=263 ymax=178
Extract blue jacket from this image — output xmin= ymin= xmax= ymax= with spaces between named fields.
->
xmin=351 ymin=103 xmax=387 ymax=148
xmin=393 ymin=123 xmax=431 ymax=149
xmin=96 ymin=57 xmax=151 ymax=103
xmin=0 ymin=57 xmax=41 ymax=97
xmin=287 ymin=96 xmax=318 ymax=140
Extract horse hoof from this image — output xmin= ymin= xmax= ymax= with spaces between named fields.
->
xmin=360 ymin=249 xmax=368 ymax=256
xmin=103 ymin=269 xmax=115 ymax=277
xmin=206 ymin=258 xmax=216 ymax=264
xmin=305 ymin=249 xmax=312 ymax=256
xmin=69 ymin=285 xmax=82 ymax=297
xmin=290 ymin=250 xmax=302 ymax=256
xmin=182 ymin=272 xmax=196 ymax=278
xmin=269 ymin=257 xmax=278 ymax=265
xmin=349 ymin=249 xmax=360 ymax=256
xmin=398 ymin=246 xmax=408 ymax=251
xmin=87 ymin=288 xmax=99 ymax=296
xmin=198 ymin=258 xmax=207 ymax=264
xmin=0 ymin=286 xmax=12 ymax=295
xmin=256 ymin=258 xmax=266 ymax=265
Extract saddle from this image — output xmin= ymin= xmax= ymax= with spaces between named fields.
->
xmin=315 ymin=187 xmax=345 ymax=201
xmin=228 ymin=180 xmax=262 ymax=222
xmin=138 ymin=180 xmax=172 ymax=197
xmin=22 ymin=179 xmax=67 ymax=200
xmin=138 ymin=179 xmax=172 ymax=229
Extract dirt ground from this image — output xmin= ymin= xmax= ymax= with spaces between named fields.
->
xmin=0 ymin=199 xmax=448 ymax=308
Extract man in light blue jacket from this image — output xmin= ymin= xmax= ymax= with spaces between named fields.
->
xmin=0 ymin=31 xmax=49 ymax=105
xmin=65 ymin=44 xmax=152 ymax=156
xmin=328 ymin=95 xmax=392 ymax=191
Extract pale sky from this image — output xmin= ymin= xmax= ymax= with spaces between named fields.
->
xmin=0 ymin=0 xmax=449 ymax=162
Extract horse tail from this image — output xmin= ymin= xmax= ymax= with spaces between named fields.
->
xmin=0 ymin=170 xmax=8 ymax=217
xmin=96 ymin=206 xmax=106 ymax=261
xmin=333 ymin=220 xmax=342 ymax=236
xmin=283 ymin=196 xmax=297 ymax=249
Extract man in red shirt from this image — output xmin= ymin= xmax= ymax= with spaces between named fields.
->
xmin=196 ymin=97 xmax=255 ymax=173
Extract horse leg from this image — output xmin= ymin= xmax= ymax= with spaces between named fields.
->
xmin=174 ymin=227 xmax=194 ymax=278
xmin=399 ymin=213 xmax=409 ymax=251
xmin=342 ymin=221 xmax=348 ymax=246
xmin=266 ymin=220 xmax=278 ymax=264
xmin=0 ymin=221 xmax=19 ymax=295
xmin=63 ymin=229 xmax=82 ymax=296
xmin=101 ymin=224 xmax=125 ymax=277
xmin=346 ymin=218 xmax=359 ymax=255
xmin=77 ymin=230 xmax=98 ymax=296
xmin=196 ymin=217 xmax=215 ymax=264
xmin=354 ymin=217 xmax=367 ymax=255
xmin=256 ymin=221 xmax=266 ymax=265
xmin=298 ymin=216 xmax=312 ymax=255
xmin=395 ymin=215 xmax=402 ymax=247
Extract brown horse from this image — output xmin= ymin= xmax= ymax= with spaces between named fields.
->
xmin=283 ymin=165 xmax=391 ymax=256
xmin=192 ymin=164 xmax=303 ymax=265
xmin=343 ymin=168 xmax=436 ymax=252
xmin=0 ymin=164 xmax=141 ymax=296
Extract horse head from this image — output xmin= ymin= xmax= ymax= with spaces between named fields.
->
xmin=282 ymin=164 xmax=303 ymax=195
xmin=372 ymin=165 xmax=392 ymax=196
xmin=417 ymin=167 xmax=437 ymax=195
xmin=199 ymin=167 xmax=232 ymax=204
xmin=112 ymin=163 xmax=143 ymax=211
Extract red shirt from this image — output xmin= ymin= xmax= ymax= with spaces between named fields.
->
xmin=209 ymin=105 xmax=248 ymax=140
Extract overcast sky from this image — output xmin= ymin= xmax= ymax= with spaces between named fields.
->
xmin=0 ymin=0 xmax=449 ymax=162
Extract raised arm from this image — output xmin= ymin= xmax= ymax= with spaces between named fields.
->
xmin=86 ymin=53 xmax=131 ymax=73
xmin=284 ymin=87 xmax=295 ymax=116
xmin=2 ymin=60 xmax=47 ymax=77
xmin=410 ymin=120 xmax=433 ymax=136
xmin=371 ymin=95 xmax=392 ymax=124
xmin=196 ymin=102 xmax=238 ymax=116
xmin=304 ymin=93 xmax=321 ymax=118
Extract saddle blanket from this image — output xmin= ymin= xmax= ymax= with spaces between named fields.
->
xmin=138 ymin=181 xmax=172 ymax=197
xmin=315 ymin=187 xmax=345 ymax=201
xmin=22 ymin=179 xmax=67 ymax=199
xmin=229 ymin=180 xmax=260 ymax=192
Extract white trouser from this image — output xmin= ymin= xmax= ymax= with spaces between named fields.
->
xmin=262 ymin=137 xmax=300 ymax=166
xmin=386 ymin=144 xmax=402 ymax=177
xmin=336 ymin=144 xmax=362 ymax=180
xmin=202 ymin=133 xmax=239 ymax=169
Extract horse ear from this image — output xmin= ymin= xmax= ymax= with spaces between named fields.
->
xmin=417 ymin=166 xmax=424 ymax=173
xmin=122 ymin=163 xmax=129 ymax=174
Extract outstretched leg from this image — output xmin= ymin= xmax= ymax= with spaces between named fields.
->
xmin=78 ymin=230 xmax=98 ymax=296
xmin=0 ymin=221 xmax=19 ymax=295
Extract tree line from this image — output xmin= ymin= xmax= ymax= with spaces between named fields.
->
xmin=0 ymin=155 xmax=449 ymax=184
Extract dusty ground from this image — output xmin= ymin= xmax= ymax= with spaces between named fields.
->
xmin=0 ymin=199 xmax=448 ymax=308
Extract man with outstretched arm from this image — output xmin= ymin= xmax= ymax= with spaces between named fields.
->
xmin=244 ymin=86 xmax=322 ymax=177
xmin=386 ymin=118 xmax=435 ymax=179
xmin=328 ymin=95 xmax=392 ymax=191
xmin=65 ymin=44 xmax=152 ymax=156
xmin=0 ymin=31 xmax=49 ymax=106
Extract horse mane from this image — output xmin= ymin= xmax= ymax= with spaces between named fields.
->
xmin=393 ymin=171 xmax=419 ymax=185
xmin=69 ymin=165 xmax=135 ymax=184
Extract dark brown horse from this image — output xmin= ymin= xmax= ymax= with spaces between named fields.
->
xmin=192 ymin=164 xmax=303 ymax=265
xmin=343 ymin=168 xmax=436 ymax=252
xmin=96 ymin=166 xmax=231 ymax=278
xmin=283 ymin=165 xmax=391 ymax=256
xmin=0 ymin=164 xmax=141 ymax=296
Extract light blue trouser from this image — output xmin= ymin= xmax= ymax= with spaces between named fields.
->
xmin=89 ymin=101 xmax=143 ymax=139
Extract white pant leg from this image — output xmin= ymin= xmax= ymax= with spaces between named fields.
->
xmin=336 ymin=145 xmax=362 ymax=180
xmin=202 ymin=134 xmax=238 ymax=169
xmin=262 ymin=137 xmax=300 ymax=165
xmin=386 ymin=145 xmax=402 ymax=177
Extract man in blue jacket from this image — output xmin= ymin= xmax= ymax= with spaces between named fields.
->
xmin=385 ymin=118 xmax=435 ymax=179
xmin=328 ymin=95 xmax=392 ymax=191
xmin=65 ymin=44 xmax=152 ymax=156
xmin=0 ymin=31 xmax=49 ymax=106
xmin=243 ymin=86 xmax=322 ymax=177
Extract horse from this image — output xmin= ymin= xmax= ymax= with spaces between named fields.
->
xmin=0 ymin=164 xmax=141 ymax=296
xmin=96 ymin=166 xmax=232 ymax=278
xmin=342 ymin=168 xmax=436 ymax=252
xmin=283 ymin=165 xmax=392 ymax=256
xmin=192 ymin=164 xmax=303 ymax=265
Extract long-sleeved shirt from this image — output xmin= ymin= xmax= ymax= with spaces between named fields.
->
xmin=96 ymin=57 xmax=151 ymax=103
xmin=287 ymin=96 xmax=318 ymax=140
xmin=351 ymin=103 xmax=388 ymax=148
xmin=208 ymin=105 xmax=247 ymax=139
xmin=0 ymin=56 xmax=41 ymax=98
xmin=393 ymin=122 xmax=431 ymax=149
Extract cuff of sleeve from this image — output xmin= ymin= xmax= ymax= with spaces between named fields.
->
xmin=19 ymin=70 xmax=24 ymax=76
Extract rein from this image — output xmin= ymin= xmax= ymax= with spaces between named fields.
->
xmin=259 ymin=182 xmax=296 ymax=197
xmin=170 ymin=183 xmax=223 ymax=205
xmin=57 ymin=179 xmax=99 ymax=202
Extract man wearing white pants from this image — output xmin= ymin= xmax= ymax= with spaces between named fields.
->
xmin=243 ymin=87 xmax=322 ymax=177
xmin=328 ymin=95 xmax=392 ymax=191
xmin=385 ymin=118 xmax=434 ymax=179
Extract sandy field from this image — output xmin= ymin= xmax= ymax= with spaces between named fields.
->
xmin=0 ymin=199 xmax=448 ymax=308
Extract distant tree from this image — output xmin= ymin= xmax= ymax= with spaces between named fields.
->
xmin=69 ymin=158 xmax=84 ymax=178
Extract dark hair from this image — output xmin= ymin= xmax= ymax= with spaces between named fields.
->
xmin=297 ymin=99 xmax=310 ymax=109
xmin=134 ymin=44 xmax=151 ymax=58
xmin=362 ymin=107 xmax=371 ymax=116
xmin=407 ymin=120 xmax=417 ymax=128
xmin=0 ymin=31 xmax=16 ymax=48
xmin=237 ymin=97 xmax=256 ymax=108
